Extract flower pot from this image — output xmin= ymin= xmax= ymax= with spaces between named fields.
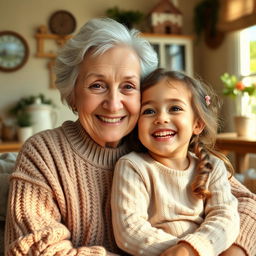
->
xmin=17 ymin=126 xmax=33 ymax=143
xmin=234 ymin=116 xmax=256 ymax=137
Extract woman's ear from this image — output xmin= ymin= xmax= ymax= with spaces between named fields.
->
xmin=193 ymin=118 xmax=205 ymax=135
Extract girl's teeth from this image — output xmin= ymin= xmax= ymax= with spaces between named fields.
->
xmin=153 ymin=131 xmax=174 ymax=137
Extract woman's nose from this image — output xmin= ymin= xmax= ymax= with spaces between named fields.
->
xmin=154 ymin=112 xmax=170 ymax=125
xmin=102 ymin=91 xmax=123 ymax=112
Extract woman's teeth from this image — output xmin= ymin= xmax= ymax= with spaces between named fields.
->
xmin=98 ymin=116 xmax=123 ymax=123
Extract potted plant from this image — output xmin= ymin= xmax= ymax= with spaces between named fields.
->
xmin=16 ymin=111 xmax=33 ymax=143
xmin=106 ymin=6 xmax=144 ymax=29
xmin=10 ymin=93 xmax=57 ymax=135
xmin=220 ymin=72 xmax=256 ymax=136
xmin=193 ymin=0 xmax=225 ymax=48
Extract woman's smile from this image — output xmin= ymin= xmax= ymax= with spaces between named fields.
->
xmin=74 ymin=45 xmax=141 ymax=147
xmin=96 ymin=115 xmax=126 ymax=124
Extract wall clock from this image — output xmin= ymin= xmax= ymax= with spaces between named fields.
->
xmin=0 ymin=31 xmax=29 ymax=72
xmin=49 ymin=10 xmax=77 ymax=35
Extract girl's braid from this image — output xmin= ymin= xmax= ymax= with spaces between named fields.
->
xmin=191 ymin=139 xmax=213 ymax=199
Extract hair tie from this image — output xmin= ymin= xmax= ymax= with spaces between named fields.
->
xmin=205 ymin=95 xmax=211 ymax=106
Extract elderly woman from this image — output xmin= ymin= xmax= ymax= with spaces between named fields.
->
xmin=5 ymin=18 xmax=256 ymax=256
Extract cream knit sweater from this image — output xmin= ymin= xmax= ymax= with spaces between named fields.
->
xmin=5 ymin=120 xmax=130 ymax=256
xmin=4 ymin=120 xmax=256 ymax=256
xmin=111 ymin=152 xmax=240 ymax=256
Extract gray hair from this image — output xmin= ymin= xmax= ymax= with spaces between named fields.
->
xmin=55 ymin=17 xmax=158 ymax=108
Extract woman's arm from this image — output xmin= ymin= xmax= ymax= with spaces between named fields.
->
xmin=228 ymin=176 xmax=256 ymax=256
xmin=4 ymin=142 xmax=110 ymax=256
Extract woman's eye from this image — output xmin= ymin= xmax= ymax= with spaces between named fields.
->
xmin=141 ymin=108 xmax=155 ymax=115
xmin=88 ymin=83 xmax=105 ymax=90
xmin=123 ymin=83 xmax=135 ymax=91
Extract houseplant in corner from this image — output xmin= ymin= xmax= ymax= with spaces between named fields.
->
xmin=10 ymin=93 xmax=57 ymax=135
xmin=220 ymin=73 xmax=256 ymax=137
xmin=16 ymin=111 xmax=33 ymax=143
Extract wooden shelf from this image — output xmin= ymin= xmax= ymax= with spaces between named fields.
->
xmin=35 ymin=25 xmax=72 ymax=59
xmin=0 ymin=142 xmax=22 ymax=153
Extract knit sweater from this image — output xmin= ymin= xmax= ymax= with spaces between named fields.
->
xmin=4 ymin=120 xmax=256 ymax=256
xmin=4 ymin=120 xmax=130 ymax=256
xmin=111 ymin=151 xmax=240 ymax=256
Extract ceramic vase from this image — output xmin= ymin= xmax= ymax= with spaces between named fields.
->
xmin=17 ymin=126 xmax=33 ymax=143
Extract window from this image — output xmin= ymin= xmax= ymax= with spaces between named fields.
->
xmin=239 ymin=25 xmax=256 ymax=76
xmin=239 ymin=25 xmax=256 ymax=114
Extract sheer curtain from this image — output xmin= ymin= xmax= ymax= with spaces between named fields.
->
xmin=218 ymin=0 xmax=256 ymax=31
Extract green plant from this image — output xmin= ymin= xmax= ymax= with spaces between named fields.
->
xmin=106 ymin=7 xmax=144 ymax=29
xmin=220 ymin=73 xmax=256 ymax=97
xmin=194 ymin=0 xmax=219 ymax=38
xmin=16 ymin=111 xmax=32 ymax=127
xmin=10 ymin=93 xmax=55 ymax=116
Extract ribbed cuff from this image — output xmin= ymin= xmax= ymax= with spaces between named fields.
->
xmin=179 ymin=235 xmax=215 ymax=256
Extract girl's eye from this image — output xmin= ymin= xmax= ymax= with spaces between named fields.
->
xmin=141 ymin=108 xmax=155 ymax=115
xmin=170 ymin=106 xmax=182 ymax=112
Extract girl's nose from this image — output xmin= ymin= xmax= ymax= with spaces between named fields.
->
xmin=102 ymin=90 xmax=123 ymax=112
xmin=153 ymin=112 xmax=170 ymax=125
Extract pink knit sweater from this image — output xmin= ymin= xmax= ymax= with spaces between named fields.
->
xmin=5 ymin=120 xmax=130 ymax=255
xmin=4 ymin=120 xmax=256 ymax=256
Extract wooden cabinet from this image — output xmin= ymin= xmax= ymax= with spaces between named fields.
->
xmin=142 ymin=33 xmax=194 ymax=75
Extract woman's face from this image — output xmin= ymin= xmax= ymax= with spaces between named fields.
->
xmin=74 ymin=45 xmax=141 ymax=148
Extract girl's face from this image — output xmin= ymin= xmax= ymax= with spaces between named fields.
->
xmin=74 ymin=45 xmax=141 ymax=148
xmin=138 ymin=78 xmax=204 ymax=168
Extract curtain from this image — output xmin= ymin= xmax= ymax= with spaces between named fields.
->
xmin=218 ymin=0 xmax=256 ymax=31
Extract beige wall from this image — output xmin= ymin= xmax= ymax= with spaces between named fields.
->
xmin=0 ymin=0 xmax=236 ymax=132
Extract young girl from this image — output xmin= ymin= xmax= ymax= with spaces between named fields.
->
xmin=111 ymin=68 xmax=240 ymax=256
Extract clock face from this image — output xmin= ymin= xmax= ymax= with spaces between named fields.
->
xmin=49 ymin=10 xmax=77 ymax=35
xmin=0 ymin=31 xmax=29 ymax=72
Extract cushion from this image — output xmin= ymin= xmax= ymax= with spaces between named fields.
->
xmin=0 ymin=152 xmax=18 ymax=220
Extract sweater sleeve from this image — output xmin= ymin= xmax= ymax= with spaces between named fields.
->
xmin=4 ymin=143 xmax=109 ymax=256
xmin=229 ymin=176 xmax=256 ymax=256
xmin=180 ymin=160 xmax=240 ymax=256
xmin=111 ymin=158 xmax=180 ymax=256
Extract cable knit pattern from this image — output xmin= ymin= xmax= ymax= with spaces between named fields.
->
xmin=4 ymin=120 xmax=130 ymax=256
xmin=229 ymin=177 xmax=256 ymax=256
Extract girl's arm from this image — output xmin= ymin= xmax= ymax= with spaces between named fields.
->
xmin=178 ymin=160 xmax=240 ymax=256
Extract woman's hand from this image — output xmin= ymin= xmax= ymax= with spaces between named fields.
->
xmin=160 ymin=242 xmax=198 ymax=256
xmin=219 ymin=244 xmax=247 ymax=256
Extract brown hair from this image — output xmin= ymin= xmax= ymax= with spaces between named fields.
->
xmin=131 ymin=68 xmax=234 ymax=199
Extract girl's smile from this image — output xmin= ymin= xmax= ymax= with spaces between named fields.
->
xmin=138 ymin=78 xmax=204 ymax=169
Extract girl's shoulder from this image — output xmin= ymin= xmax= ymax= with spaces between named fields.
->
xmin=189 ymin=151 xmax=225 ymax=169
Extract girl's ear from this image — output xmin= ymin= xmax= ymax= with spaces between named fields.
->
xmin=193 ymin=118 xmax=205 ymax=135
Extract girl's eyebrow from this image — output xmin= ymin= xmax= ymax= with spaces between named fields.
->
xmin=141 ymin=98 xmax=188 ymax=107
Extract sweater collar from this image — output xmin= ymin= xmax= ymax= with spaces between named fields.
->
xmin=62 ymin=120 xmax=130 ymax=169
